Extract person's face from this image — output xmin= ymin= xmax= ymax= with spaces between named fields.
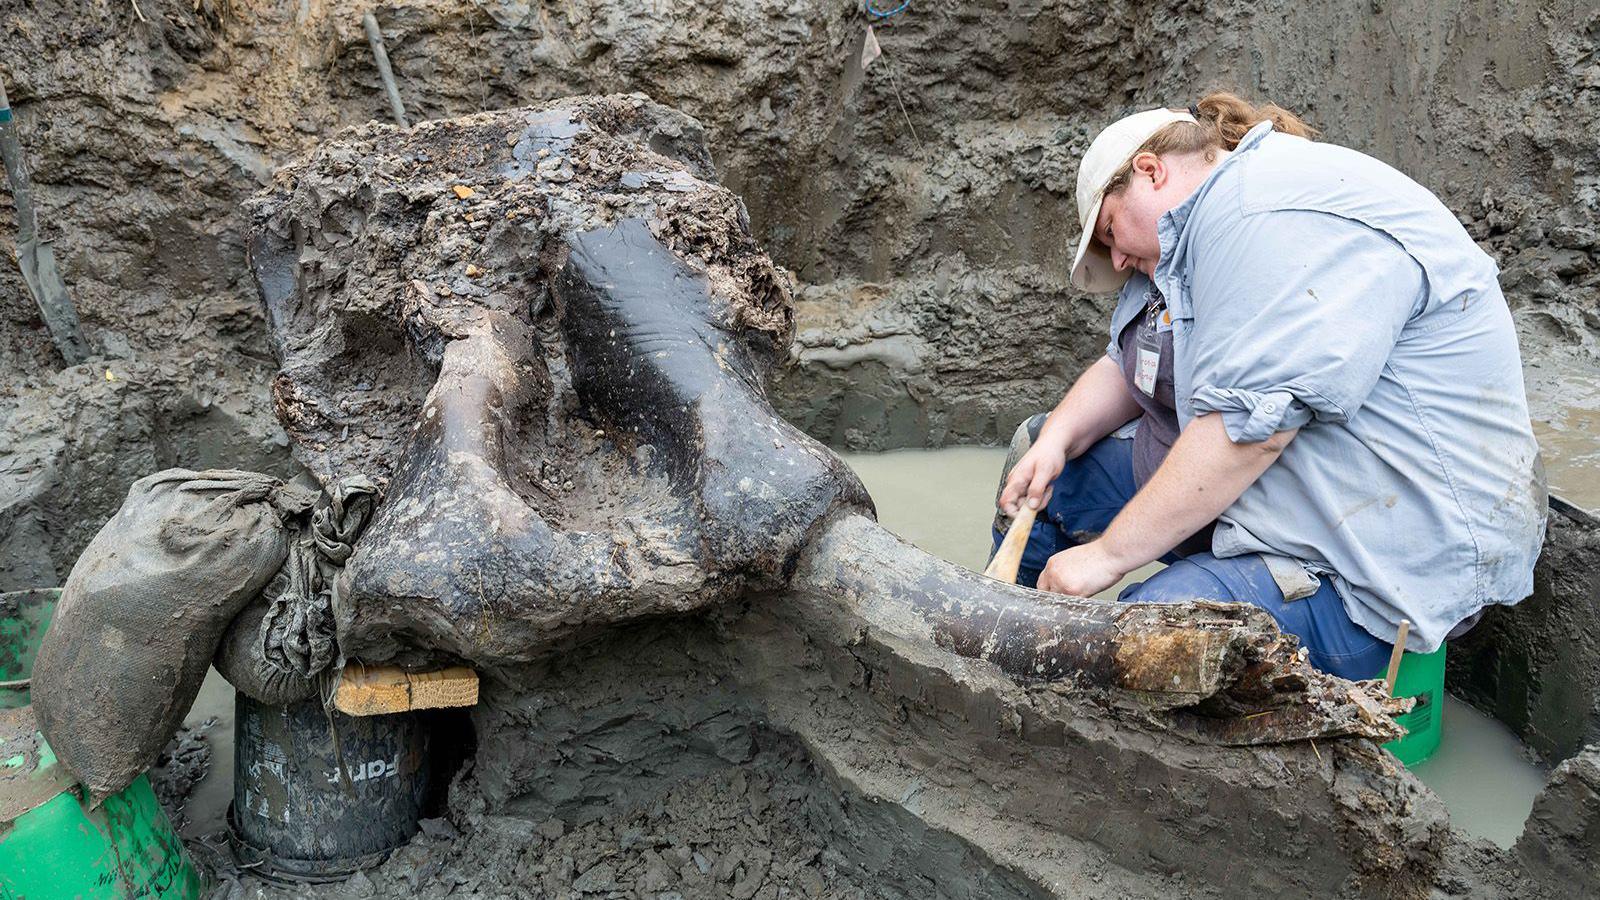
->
xmin=1093 ymin=152 xmax=1184 ymax=278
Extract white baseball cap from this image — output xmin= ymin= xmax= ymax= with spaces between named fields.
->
xmin=1070 ymin=107 xmax=1198 ymax=293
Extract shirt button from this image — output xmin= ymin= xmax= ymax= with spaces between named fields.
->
xmin=1262 ymin=401 xmax=1278 ymax=413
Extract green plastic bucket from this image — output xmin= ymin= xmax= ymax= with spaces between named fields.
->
xmin=0 ymin=707 xmax=205 ymax=898
xmin=1375 ymin=643 xmax=1447 ymax=767
xmin=0 ymin=588 xmax=58 ymax=709
xmin=0 ymin=588 xmax=206 ymax=898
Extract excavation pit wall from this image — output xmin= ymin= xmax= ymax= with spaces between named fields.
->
xmin=1448 ymin=502 xmax=1600 ymax=765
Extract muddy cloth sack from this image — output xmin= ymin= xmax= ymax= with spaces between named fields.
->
xmin=32 ymin=469 xmax=314 ymax=802
xmin=215 ymin=476 xmax=378 ymax=705
xmin=214 ymin=599 xmax=320 ymax=706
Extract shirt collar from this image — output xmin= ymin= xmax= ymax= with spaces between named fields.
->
xmin=1109 ymin=272 xmax=1156 ymax=337
xmin=1154 ymin=120 xmax=1276 ymax=296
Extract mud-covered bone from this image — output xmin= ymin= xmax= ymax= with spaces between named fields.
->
xmin=248 ymin=95 xmax=1402 ymax=740
xmin=794 ymin=513 xmax=1406 ymax=742
xmin=249 ymin=96 xmax=870 ymax=667
xmin=556 ymin=220 xmax=867 ymax=578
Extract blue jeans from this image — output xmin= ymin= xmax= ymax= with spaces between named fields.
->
xmin=991 ymin=433 xmax=1393 ymax=681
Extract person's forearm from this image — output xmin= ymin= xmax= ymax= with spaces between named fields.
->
xmin=1037 ymin=356 xmax=1143 ymax=459
xmin=1097 ymin=414 xmax=1297 ymax=570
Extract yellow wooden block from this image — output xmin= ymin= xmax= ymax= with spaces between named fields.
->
xmin=334 ymin=664 xmax=479 ymax=716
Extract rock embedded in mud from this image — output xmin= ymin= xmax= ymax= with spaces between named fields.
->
xmin=571 ymin=861 xmax=617 ymax=892
xmin=1516 ymin=745 xmax=1600 ymax=886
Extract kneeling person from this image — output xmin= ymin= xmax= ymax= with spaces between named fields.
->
xmin=993 ymin=94 xmax=1545 ymax=681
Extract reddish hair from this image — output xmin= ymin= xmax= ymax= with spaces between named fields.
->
xmin=1103 ymin=92 xmax=1317 ymax=195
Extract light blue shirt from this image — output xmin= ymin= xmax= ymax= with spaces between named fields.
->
xmin=1148 ymin=122 xmax=1546 ymax=653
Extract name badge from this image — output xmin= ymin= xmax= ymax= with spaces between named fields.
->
xmin=1135 ymin=346 xmax=1159 ymax=396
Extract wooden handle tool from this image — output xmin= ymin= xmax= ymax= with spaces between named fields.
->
xmin=1383 ymin=619 xmax=1411 ymax=695
xmin=983 ymin=503 xmax=1039 ymax=584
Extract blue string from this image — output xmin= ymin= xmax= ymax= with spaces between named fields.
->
xmin=865 ymin=0 xmax=909 ymax=19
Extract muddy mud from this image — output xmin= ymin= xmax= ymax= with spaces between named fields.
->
xmin=1449 ymin=501 xmax=1600 ymax=763
xmin=182 ymin=588 xmax=1573 ymax=898
xmin=2 ymin=1 xmax=1600 ymax=898
xmin=151 ymin=721 xmax=216 ymax=834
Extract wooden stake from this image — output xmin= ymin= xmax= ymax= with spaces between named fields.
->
xmin=362 ymin=11 xmax=411 ymax=129
xmin=0 ymin=77 xmax=88 ymax=366
xmin=334 ymin=663 xmax=478 ymax=716
xmin=1383 ymin=619 xmax=1410 ymax=695
xmin=983 ymin=503 xmax=1039 ymax=585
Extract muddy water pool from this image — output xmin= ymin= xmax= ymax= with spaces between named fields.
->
xmin=841 ymin=446 xmax=1549 ymax=848
xmin=176 ymin=668 xmax=236 ymax=841
xmin=1526 ymin=362 xmax=1600 ymax=512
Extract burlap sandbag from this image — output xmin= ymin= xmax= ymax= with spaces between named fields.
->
xmin=32 ymin=469 xmax=314 ymax=802
xmin=213 ymin=597 xmax=322 ymax=706
xmin=213 ymin=475 xmax=378 ymax=705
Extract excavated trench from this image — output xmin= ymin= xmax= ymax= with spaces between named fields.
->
xmin=4 ymin=1 xmax=1600 ymax=897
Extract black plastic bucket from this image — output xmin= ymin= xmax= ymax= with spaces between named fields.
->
xmin=228 ymin=692 xmax=432 ymax=882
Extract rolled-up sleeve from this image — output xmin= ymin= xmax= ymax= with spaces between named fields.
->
xmin=1185 ymin=209 xmax=1425 ymax=444
xmin=1190 ymin=386 xmax=1315 ymax=443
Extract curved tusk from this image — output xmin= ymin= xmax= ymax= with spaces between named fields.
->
xmin=790 ymin=512 xmax=1407 ymax=744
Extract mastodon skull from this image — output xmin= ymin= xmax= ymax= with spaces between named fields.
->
xmin=249 ymin=95 xmax=871 ymax=669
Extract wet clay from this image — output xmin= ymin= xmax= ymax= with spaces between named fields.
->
xmin=2 ymin=3 xmax=1598 ymax=896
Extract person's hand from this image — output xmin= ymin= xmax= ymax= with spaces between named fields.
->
xmin=999 ymin=438 xmax=1067 ymax=515
xmin=1037 ymin=541 xmax=1126 ymax=597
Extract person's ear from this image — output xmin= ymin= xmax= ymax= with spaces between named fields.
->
xmin=1131 ymin=152 xmax=1166 ymax=189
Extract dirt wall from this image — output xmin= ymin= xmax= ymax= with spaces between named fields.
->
xmin=1449 ymin=502 xmax=1600 ymax=764
xmin=766 ymin=0 xmax=1600 ymax=447
xmin=4 ymin=3 xmax=1599 ymax=583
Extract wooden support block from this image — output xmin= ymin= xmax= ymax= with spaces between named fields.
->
xmin=334 ymin=664 xmax=479 ymax=717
